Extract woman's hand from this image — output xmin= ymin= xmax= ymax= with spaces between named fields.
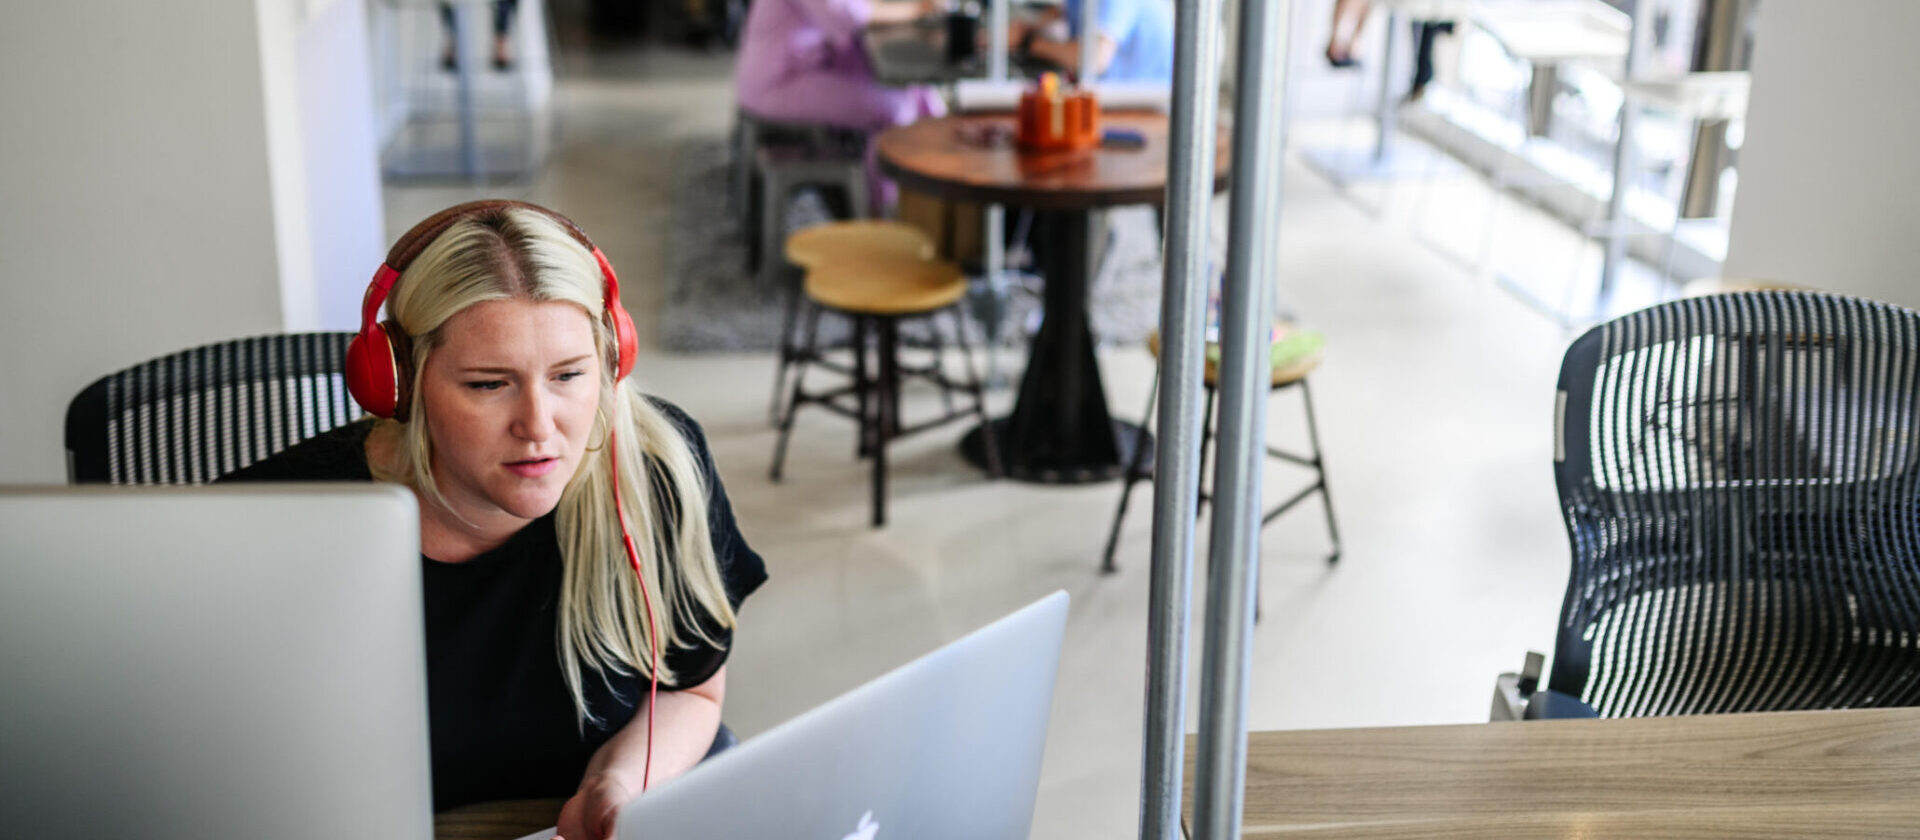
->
xmin=556 ymin=771 xmax=635 ymax=840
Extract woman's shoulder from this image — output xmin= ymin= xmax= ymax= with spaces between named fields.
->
xmin=214 ymin=418 xmax=378 ymax=483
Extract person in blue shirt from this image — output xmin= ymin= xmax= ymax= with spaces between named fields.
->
xmin=1006 ymin=0 xmax=1174 ymax=83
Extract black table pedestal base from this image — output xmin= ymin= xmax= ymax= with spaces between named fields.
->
xmin=961 ymin=418 xmax=1155 ymax=485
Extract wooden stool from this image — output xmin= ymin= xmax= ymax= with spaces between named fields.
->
xmin=770 ymin=254 xmax=1001 ymax=527
xmin=1101 ymin=325 xmax=1342 ymax=573
xmin=770 ymin=221 xmax=938 ymax=423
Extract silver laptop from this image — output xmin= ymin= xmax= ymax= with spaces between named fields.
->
xmin=0 ymin=485 xmax=432 ymax=839
xmin=619 ymin=590 xmax=1069 ymax=840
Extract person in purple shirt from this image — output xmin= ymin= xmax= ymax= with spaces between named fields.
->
xmin=736 ymin=0 xmax=946 ymax=212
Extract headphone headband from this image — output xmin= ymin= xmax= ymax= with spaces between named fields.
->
xmin=345 ymin=200 xmax=639 ymax=420
xmin=382 ymin=199 xmax=602 ymax=274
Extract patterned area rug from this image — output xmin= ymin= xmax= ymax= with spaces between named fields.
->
xmin=658 ymin=138 xmax=1173 ymax=353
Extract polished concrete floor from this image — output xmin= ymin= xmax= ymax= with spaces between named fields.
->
xmin=387 ymin=45 xmax=1585 ymax=840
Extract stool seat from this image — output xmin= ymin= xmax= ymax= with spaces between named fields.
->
xmin=806 ymin=255 xmax=968 ymax=316
xmin=1148 ymin=324 xmax=1326 ymax=388
xmin=786 ymin=221 xmax=935 ymax=269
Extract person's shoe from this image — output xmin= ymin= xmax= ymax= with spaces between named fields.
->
xmin=1324 ymin=45 xmax=1359 ymax=69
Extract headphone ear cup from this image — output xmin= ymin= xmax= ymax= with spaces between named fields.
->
xmin=609 ymin=302 xmax=638 ymax=382
xmin=346 ymin=322 xmax=401 ymax=419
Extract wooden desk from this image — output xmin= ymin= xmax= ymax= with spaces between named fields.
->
xmin=435 ymin=798 xmax=562 ymax=840
xmin=1182 ymin=707 xmax=1920 ymax=838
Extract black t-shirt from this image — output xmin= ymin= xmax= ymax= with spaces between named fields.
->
xmin=218 ymin=399 xmax=767 ymax=810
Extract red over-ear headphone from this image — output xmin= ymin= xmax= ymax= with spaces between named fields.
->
xmin=344 ymin=199 xmax=639 ymax=421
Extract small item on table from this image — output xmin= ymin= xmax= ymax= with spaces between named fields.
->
xmin=954 ymin=121 xmax=1015 ymax=147
xmin=1100 ymin=128 xmax=1146 ymax=149
xmin=1016 ymin=72 xmax=1100 ymax=152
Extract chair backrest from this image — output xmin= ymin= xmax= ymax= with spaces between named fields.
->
xmin=65 ymin=333 xmax=363 ymax=485
xmin=1551 ymin=291 xmax=1920 ymax=717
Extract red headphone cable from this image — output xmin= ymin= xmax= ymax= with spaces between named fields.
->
xmin=607 ymin=427 xmax=661 ymax=794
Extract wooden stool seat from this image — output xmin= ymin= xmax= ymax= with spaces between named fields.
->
xmin=805 ymin=255 xmax=968 ymax=316
xmin=1147 ymin=324 xmax=1326 ymax=388
xmin=785 ymin=220 xmax=936 ymax=269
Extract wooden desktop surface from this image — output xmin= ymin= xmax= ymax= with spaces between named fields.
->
xmin=435 ymin=797 xmax=562 ymax=840
xmin=1182 ymin=707 xmax=1920 ymax=838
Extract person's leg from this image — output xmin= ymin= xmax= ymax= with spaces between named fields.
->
xmin=440 ymin=3 xmax=458 ymax=70
xmin=1325 ymin=0 xmax=1371 ymax=67
xmin=1407 ymin=20 xmax=1453 ymax=100
xmin=492 ymin=0 xmax=519 ymax=68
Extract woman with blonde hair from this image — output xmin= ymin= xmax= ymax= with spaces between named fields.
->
xmin=222 ymin=200 xmax=766 ymax=840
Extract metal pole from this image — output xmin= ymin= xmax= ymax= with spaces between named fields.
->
xmin=985 ymin=0 xmax=1011 ymax=387
xmin=1680 ymin=0 xmax=1754 ymax=219
xmin=989 ymin=0 xmax=1009 ymax=78
xmin=1372 ymin=11 xmax=1401 ymax=163
xmin=1079 ymin=0 xmax=1100 ymax=84
xmin=1192 ymin=0 xmax=1290 ymax=836
xmin=1137 ymin=0 xmax=1226 ymax=830
xmin=1596 ymin=0 xmax=1645 ymax=312
xmin=450 ymin=2 xmax=483 ymax=180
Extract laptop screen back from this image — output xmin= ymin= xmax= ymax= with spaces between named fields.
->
xmin=0 ymin=485 xmax=432 ymax=839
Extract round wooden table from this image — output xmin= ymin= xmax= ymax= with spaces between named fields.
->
xmin=878 ymin=112 xmax=1230 ymax=482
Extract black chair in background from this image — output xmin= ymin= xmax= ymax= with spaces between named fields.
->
xmin=65 ymin=333 xmax=362 ymax=485
xmin=1496 ymin=291 xmax=1920 ymax=720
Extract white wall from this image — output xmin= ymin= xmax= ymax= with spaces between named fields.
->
xmin=298 ymin=0 xmax=387 ymax=330
xmin=1723 ymin=0 xmax=1920 ymax=307
xmin=0 ymin=0 xmax=384 ymax=483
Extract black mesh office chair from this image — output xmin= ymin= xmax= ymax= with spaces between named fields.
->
xmin=65 ymin=333 xmax=363 ymax=484
xmin=1496 ymin=291 xmax=1920 ymax=720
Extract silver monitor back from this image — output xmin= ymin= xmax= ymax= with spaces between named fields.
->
xmin=0 ymin=485 xmax=432 ymax=839
xmin=620 ymin=590 xmax=1069 ymax=840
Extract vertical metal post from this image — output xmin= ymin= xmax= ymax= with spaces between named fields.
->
xmin=450 ymin=2 xmax=483 ymax=180
xmin=1372 ymin=11 xmax=1401 ymax=163
xmin=984 ymin=0 xmax=1011 ymax=387
xmin=1192 ymin=0 xmax=1290 ymax=837
xmin=1137 ymin=0 xmax=1225 ymax=830
xmin=1079 ymin=0 xmax=1101 ymax=84
xmin=1597 ymin=0 xmax=1645 ymax=311
xmin=1680 ymin=0 xmax=1754 ymax=219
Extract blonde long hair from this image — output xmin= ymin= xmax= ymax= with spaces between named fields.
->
xmin=370 ymin=206 xmax=735 ymax=727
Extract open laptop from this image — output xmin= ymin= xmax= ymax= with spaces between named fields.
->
xmin=613 ymin=590 xmax=1069 ymax=840
xmin=0 ymin=485 xmax=432 ymax=838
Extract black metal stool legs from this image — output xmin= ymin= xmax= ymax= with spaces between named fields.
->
xmin=1100 ymin=377 xmax=1342 ymax=570
xmin=872 ymin=317 xmax=900 ymax=527
xmin=1101 ymin=372 xmax=1161 ymax=574
xmin=769 ymin=304 xmax=824 ymax=481
xmin=948 ymin=308 xmax=1002 ymax=478
xmin=1297 ymin=379 xmax=1341 ymax=563
xmin=772 ymin=301 xmax=1000 ymax=528
xmin=769 ymin=266 xmax=805 ymax=425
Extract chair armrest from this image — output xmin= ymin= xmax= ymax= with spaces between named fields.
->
xmin=1488 ymin=651 xmax=1546 ymax=722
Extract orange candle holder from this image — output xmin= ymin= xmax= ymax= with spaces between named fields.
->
xmin=1016 ymin=86 xmax=1100 ymax=152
